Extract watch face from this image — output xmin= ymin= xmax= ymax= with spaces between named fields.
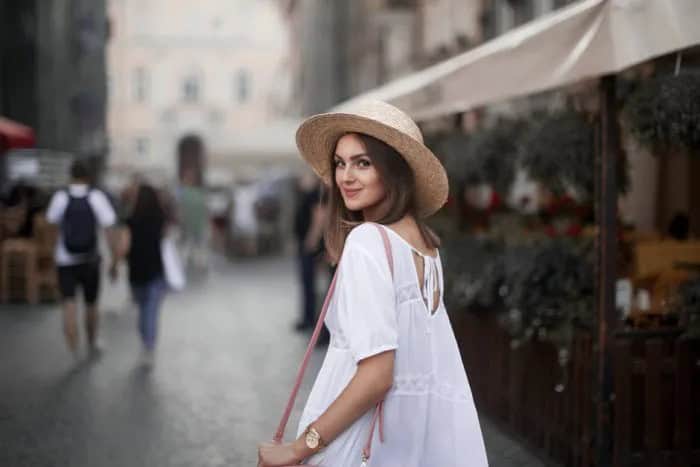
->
xmin=305 ymin=432 xmax=319 ymax=449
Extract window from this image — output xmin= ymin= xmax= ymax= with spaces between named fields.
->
xmin=134 ymin=137 xmax=150 ymax=157
xmin=235 ymin=69 xmax=251 ymax=103
xmin=183 ymin=75 xmax=201 ymax=103
xmin=133 ymin=67 xmax=149 ymax=103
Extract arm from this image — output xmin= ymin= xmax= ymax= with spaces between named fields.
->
xmin=258 ymin=351 xmax=394 ymax=466
xmin=91 ymin=190 xmax=119 ymax=262
xmin=45 ymin=191 xmax=67 ymax=225
xmin=259 ymin=235 xmax=397 ymax=466
xmin=296 ymin=350 xmax=394 ymax=457
xmin=108 ymin=226 xmax=130 ymax=281
xmin=303 ymin=202 xmax=326 ymax=253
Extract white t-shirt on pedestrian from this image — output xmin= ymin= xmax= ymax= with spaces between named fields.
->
xmin=46 ymin=184 xmax=117 ymax=266
xmin=297 ymin=223 xmax=489 ymax=467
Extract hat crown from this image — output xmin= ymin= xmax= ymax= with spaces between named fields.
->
xmin=348 ymin=100 xmax=424 ymax=144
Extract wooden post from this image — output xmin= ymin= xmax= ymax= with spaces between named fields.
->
xmin=596 ymin=75 xmax=619 ymax=467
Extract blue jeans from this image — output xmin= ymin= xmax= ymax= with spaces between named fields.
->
xmin=131 ymin=277 xmax=167 ymax=350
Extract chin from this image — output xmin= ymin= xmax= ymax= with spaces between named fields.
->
xmin=345 ymin=198 xmax=384 ymax=215
xmin=345 ymin=200 xmax=368 ymax=212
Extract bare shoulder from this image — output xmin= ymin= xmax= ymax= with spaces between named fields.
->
xmin=387 ymin=218 xmax=437 ymax=256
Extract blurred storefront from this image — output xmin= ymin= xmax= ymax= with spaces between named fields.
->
xmin=0 ymin=0 xmax=109 ymax=306
xmin=0 ymin=0 xmax=109 ymax=164
xmin=286 ymin=1 xmax=700 ymax=465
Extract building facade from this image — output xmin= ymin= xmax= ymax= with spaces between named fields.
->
xmin=0 ymin=0 xmax=108 ymax=162
xmin=107 ymin=0 xmax=289 ymax=178
xmin=283 ymin=0 xmax=580 ymax=116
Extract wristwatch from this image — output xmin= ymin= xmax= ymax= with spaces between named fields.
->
xmin=304 ymin=425 xmax=326 ymax=451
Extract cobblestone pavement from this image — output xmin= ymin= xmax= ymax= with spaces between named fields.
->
xmin=0 ymin=255 xmax=545 ymax=467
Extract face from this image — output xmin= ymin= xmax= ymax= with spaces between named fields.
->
xmin=334 ymin=133 xmax=387 ymax=217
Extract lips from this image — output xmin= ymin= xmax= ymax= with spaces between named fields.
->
xmin=342 ymin=188 xmax=362 ymax=199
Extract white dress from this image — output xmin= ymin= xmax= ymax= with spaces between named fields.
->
xmin=297 ymin=223 xmax=489 ymax=467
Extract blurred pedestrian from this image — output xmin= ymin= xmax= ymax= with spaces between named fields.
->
xmin=110 ymin=182 xmax=169 ymax=366
xmin=178 ymin=168 xmax=209 ymax=272
xmin=46 ymin=160 xmax=117 ymax=359
xmin=292 ymin=172 xmax=324 ymax=331
xmin=258 ymin=101 xmax=488 ymax=467
xmin=232 ymin=181 xmax=259 ymax=256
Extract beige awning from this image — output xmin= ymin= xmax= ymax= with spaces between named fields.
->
xmin=336 ymin=0 xmax=700 ymax=120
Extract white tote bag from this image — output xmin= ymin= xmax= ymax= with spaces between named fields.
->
xmin=161 ymin=236 xmax=186 ymax=291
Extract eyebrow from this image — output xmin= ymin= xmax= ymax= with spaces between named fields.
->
xmin=333 ymin=153 xmax=369 ymax=161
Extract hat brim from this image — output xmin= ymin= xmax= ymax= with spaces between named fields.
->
xmin=296 ymin=113 xmax=449 ymax=218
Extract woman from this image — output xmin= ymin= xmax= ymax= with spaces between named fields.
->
xmin=111 ymin=183 xmax=168 ymax=365
xmin=258 ymin=101 xmax=488 ymax=466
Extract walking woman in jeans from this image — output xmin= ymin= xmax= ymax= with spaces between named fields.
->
xmin=111 ymin=183 xmax=168 ymax=366
xmin=258 ymin=100 xmax=488 ymax=466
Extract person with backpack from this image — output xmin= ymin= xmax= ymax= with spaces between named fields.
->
xmin=46 ymin=160 xmax=117 ymax=359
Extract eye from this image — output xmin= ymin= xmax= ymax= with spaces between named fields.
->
xmin=334 ymin=158 xmax=345 ymax=168
xmin=357 ymin=158 xmax=372 ymax=168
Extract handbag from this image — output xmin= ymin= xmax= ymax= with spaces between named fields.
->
xmin=161 ymin=234 xmax=186 ymax=291
xmin=272 ymin=223 xmax=394 ymax=467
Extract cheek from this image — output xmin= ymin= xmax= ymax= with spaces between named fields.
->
xmin=364 ymin=169 xmax=386 ymax=199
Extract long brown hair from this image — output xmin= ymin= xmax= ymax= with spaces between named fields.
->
xmin=324 ymin=133 xmax=440 ymax=263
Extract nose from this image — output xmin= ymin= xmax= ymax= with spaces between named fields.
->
xmin=339 ymin=164 xmax=356 ymax=185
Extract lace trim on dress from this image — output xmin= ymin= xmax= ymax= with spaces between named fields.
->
xmin=391 ymin=373 xmax=470 ymax=402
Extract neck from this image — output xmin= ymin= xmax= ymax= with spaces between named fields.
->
xmin=362 ymin=198 xmax=391 ymax=222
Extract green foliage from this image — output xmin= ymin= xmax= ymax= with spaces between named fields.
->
xmin=624 ymin=72 xmax=700 ymax=154
xmin=499 ymin=239 xmax=595 ymax=345
xmin=444 ymin=235 xmax=595 ymax=346
xmin=519 ymin=111 xmax=596 ymax=199
xmin=443 ymin=236 xmax=508 ymax=312
xmin=519 ymin=110 xmax=630 ymax=200
xmin=441 ymin=119 xmax=525 ymax=194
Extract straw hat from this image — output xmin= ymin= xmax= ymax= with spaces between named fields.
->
xmin=296 ymin=100 xmax=449 ymax=218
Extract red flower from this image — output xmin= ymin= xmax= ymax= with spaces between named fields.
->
xmin=566 ymin=223 xmax=583 ymax=237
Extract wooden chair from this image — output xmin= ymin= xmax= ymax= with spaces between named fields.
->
xmin=33 ymin=214 xmax=59 ymax=302
xmin=1 ymin=238 xmax=38 ymax=304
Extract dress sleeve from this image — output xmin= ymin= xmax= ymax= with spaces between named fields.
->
xmin=335 ymin=242 xmax=397 ymax=363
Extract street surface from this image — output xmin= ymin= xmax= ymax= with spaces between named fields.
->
xmin=0 ymin=255 xmax=545 ymax=467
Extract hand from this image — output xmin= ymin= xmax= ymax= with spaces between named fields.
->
xmin=303 ymin=237 xmax=317 ymax=254
xmin=257 ymin=440 xmax=304 ymax=467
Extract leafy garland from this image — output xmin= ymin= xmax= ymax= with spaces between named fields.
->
xmin=441 ymin=118 xmax=525 ymax=194
xmin=500 ymin=239 xmax=595 ymax=347
xmin=444 ymin=236 xmax=595 ymax=346
xmin=624 ymin=71 xmax=700 ymax=154
xmin=519 ymin=111 xmax=596 ymax=199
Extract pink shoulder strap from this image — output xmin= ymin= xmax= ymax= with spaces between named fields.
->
xmin=274 ymin=223 xmax=394 ymax=463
